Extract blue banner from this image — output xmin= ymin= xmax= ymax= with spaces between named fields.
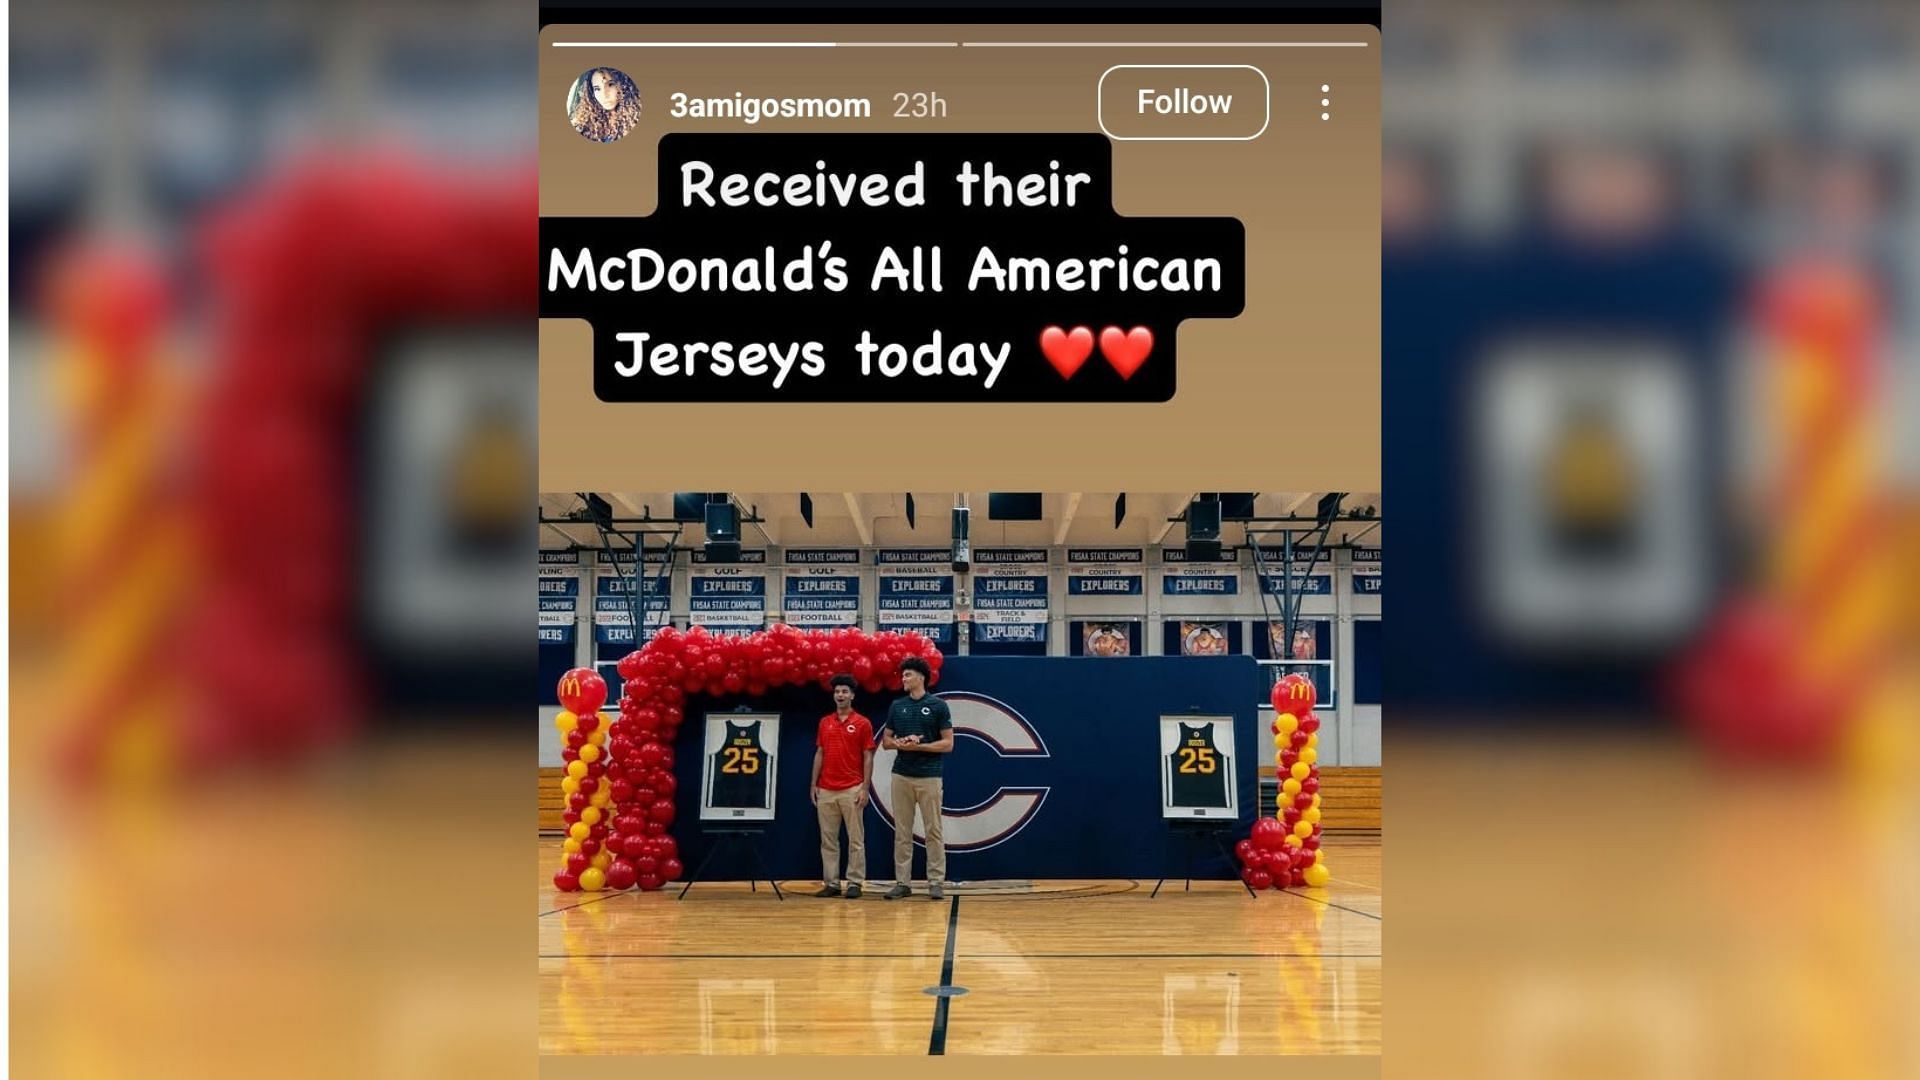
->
xmin=973 ymin=571 xmax=1050 ymax=623
xmin=689 ymin=567 xmax=767 ymax=627
xmin=1352 ymin=547 xmax=1383 ymax=564
xmin=540 ymin=572 xmax=580 ymax=639
xmin=595 ymin=573 xmax=667 ymax=598
xmin=877 ymin=576 xmax=954 ymax=602
xmin=878 ymin=621 xmax=955 ymax=646
xmin=1067 ymin=548 xmax=1144 ymax=596
xmin=1259 ymin=573 xmax=1334 ymax=596
xmin=972 ymin=621 xmax=1047 ymax=644
xmin=1162 ymin=572 xmax=1239 ymax=596
xmin=782 ymin=566 xmax=861 ymax=627
xmin=666 ymin=657 xmax=1262 ymax=880
xmin=876 ymin=552 xmax=954 ymax=637
xmin=1354 ymin=570 xmax=1382 ymax=595
xmin=1068 ymin=573 xmax=1143 ymax=595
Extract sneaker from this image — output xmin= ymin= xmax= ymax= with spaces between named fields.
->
xmin=928 ymin=882 xmax=945 ymax=901
xmin=884 ymin=884 xmax=912 ymax=900
xmin=813 ymin=883 xmax=842 ymax=898
xmin=844 ymin=884 xmax=863 ymax=899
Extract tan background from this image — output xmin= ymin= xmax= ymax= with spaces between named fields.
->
xmin=540 ymin=23 xmax=1379 ymax=493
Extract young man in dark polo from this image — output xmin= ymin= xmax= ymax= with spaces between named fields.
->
xmin=879 ymin=656 xmax=954 ymax=900
xmin=811 ymin=674 xmax=874 ymax=899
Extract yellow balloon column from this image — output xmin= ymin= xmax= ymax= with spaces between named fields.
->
xmin=551 ymin=668 xmax=619 ymax=892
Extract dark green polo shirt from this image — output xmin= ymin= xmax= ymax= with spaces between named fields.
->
xmin=885 ymin=693 xmax=953 ymax=778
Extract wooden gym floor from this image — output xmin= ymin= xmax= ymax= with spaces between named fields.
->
xmin=538 ymin=836 xmax=1381 ymax=1055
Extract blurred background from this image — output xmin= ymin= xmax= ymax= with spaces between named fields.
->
xmin=7 ymin=0 xmax=1919 ymax=1076
xmin=1383 ymin=1 xmax=1919 ymax=1076
xmin=10 ymin=2 xmax=537 ymax=1076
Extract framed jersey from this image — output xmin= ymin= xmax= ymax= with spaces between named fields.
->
xmin=700 ymin=711 xmax=781 ymax=822
xmin=1159 ymin=714 xmax=1237 ymax=820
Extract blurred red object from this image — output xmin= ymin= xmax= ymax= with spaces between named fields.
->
xmin=1670 ymin=599 xmax=1845 ymax=761
xmin=181 ymin=157 xmax=535 ymax=765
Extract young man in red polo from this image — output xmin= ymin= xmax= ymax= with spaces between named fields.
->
xmin=812 ymin=674 xmax=875 ymax=898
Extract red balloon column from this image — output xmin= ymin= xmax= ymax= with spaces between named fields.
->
xmin=550 ymin=625 xmax=944 ymax=893
xmin=1235 ymin=673 xmax=1333 ymax=891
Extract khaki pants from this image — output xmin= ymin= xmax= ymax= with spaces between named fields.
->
xmin=816 ymin=786 xmax=866 ymax=886
xmin=890 ymin=774 xmax=945 ymax=885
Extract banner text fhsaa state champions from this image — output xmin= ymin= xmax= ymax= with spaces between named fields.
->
xmin=544 ymin=159 xmax=1231 ymax=391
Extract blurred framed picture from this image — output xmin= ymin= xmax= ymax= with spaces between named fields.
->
xmin=1472 ymin=339 xmax=1709 ymax=651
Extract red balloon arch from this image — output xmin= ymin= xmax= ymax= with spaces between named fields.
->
xmin=551 ymin=624 xmax=944 ymax=893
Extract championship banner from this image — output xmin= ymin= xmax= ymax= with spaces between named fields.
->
xmin=972 ymin=548 xmax=1051 ymax=644
xmin=876 ymin=548 xmax=955 ymax=645
xmin=1351 ymin=546 xmax=1382 ymax=596
xmin=1066 ymin=547 xmax=1145 ymax=596
xmin=1255 ymin=543 xmax=1334 ymax=564
xmin=599 ymin=547 xmax=673 ymax=569
xmin=781 ymin=548 xmax=862 ymax=628
xmin=691 ymin=548 xmax=769 ymax=565
xmin=1161 ymin=545 xmax=1240 ymax=597
xmin=539 ymin=552 xmax=581 ymax=643
xmin=594 ymin=571 xmax=670 ymax=644
xmin=1259 ymin=571 xmax=1334 ymax=597
xmin=688 ymin=563 xmax=767 ymax=630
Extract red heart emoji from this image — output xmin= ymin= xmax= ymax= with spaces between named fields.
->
xmin=1099 ymin=326 xmax=1154 ymax=379
xmin=1039 ymin=325 xmax=1095 ymax=379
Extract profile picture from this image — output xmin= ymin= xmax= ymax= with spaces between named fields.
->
xmin=567 ymin=67 xmax=642 ymax=143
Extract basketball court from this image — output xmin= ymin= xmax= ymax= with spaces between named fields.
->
xmin=538 ymin=836 xmax=1381 ymax=1054
xmin=538 ymin=491 xmax=1382 ymax=1056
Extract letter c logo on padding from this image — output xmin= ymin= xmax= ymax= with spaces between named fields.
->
xmin=871 ymin=691 xmax=1049 ymax=852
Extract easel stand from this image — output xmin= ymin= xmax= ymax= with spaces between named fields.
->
xmin=1152 ymin=819 xmax=1255 ymax=898
xmin=678 ymin=827 xmax=785 ymax=900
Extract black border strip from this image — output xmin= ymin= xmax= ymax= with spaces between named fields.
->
xmin=542 ymin=3 xmax=1380 ymax=30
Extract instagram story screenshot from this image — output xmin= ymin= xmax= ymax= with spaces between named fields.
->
xmin=538 ymin=0 xmax=1379 ymax=1071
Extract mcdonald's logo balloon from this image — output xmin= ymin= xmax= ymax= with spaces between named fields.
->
xmin=557 ymin=667 xmax=608 ymax=715
xmin=1269 ymin=672 xmax=1316 ymax=716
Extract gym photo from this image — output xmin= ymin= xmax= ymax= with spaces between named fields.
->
xmin=538 ymin=491 xmax=1382 ymax=1055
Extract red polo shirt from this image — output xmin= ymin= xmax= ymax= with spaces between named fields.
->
xmin=816 ymin=710 xmax=874 ymax=791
